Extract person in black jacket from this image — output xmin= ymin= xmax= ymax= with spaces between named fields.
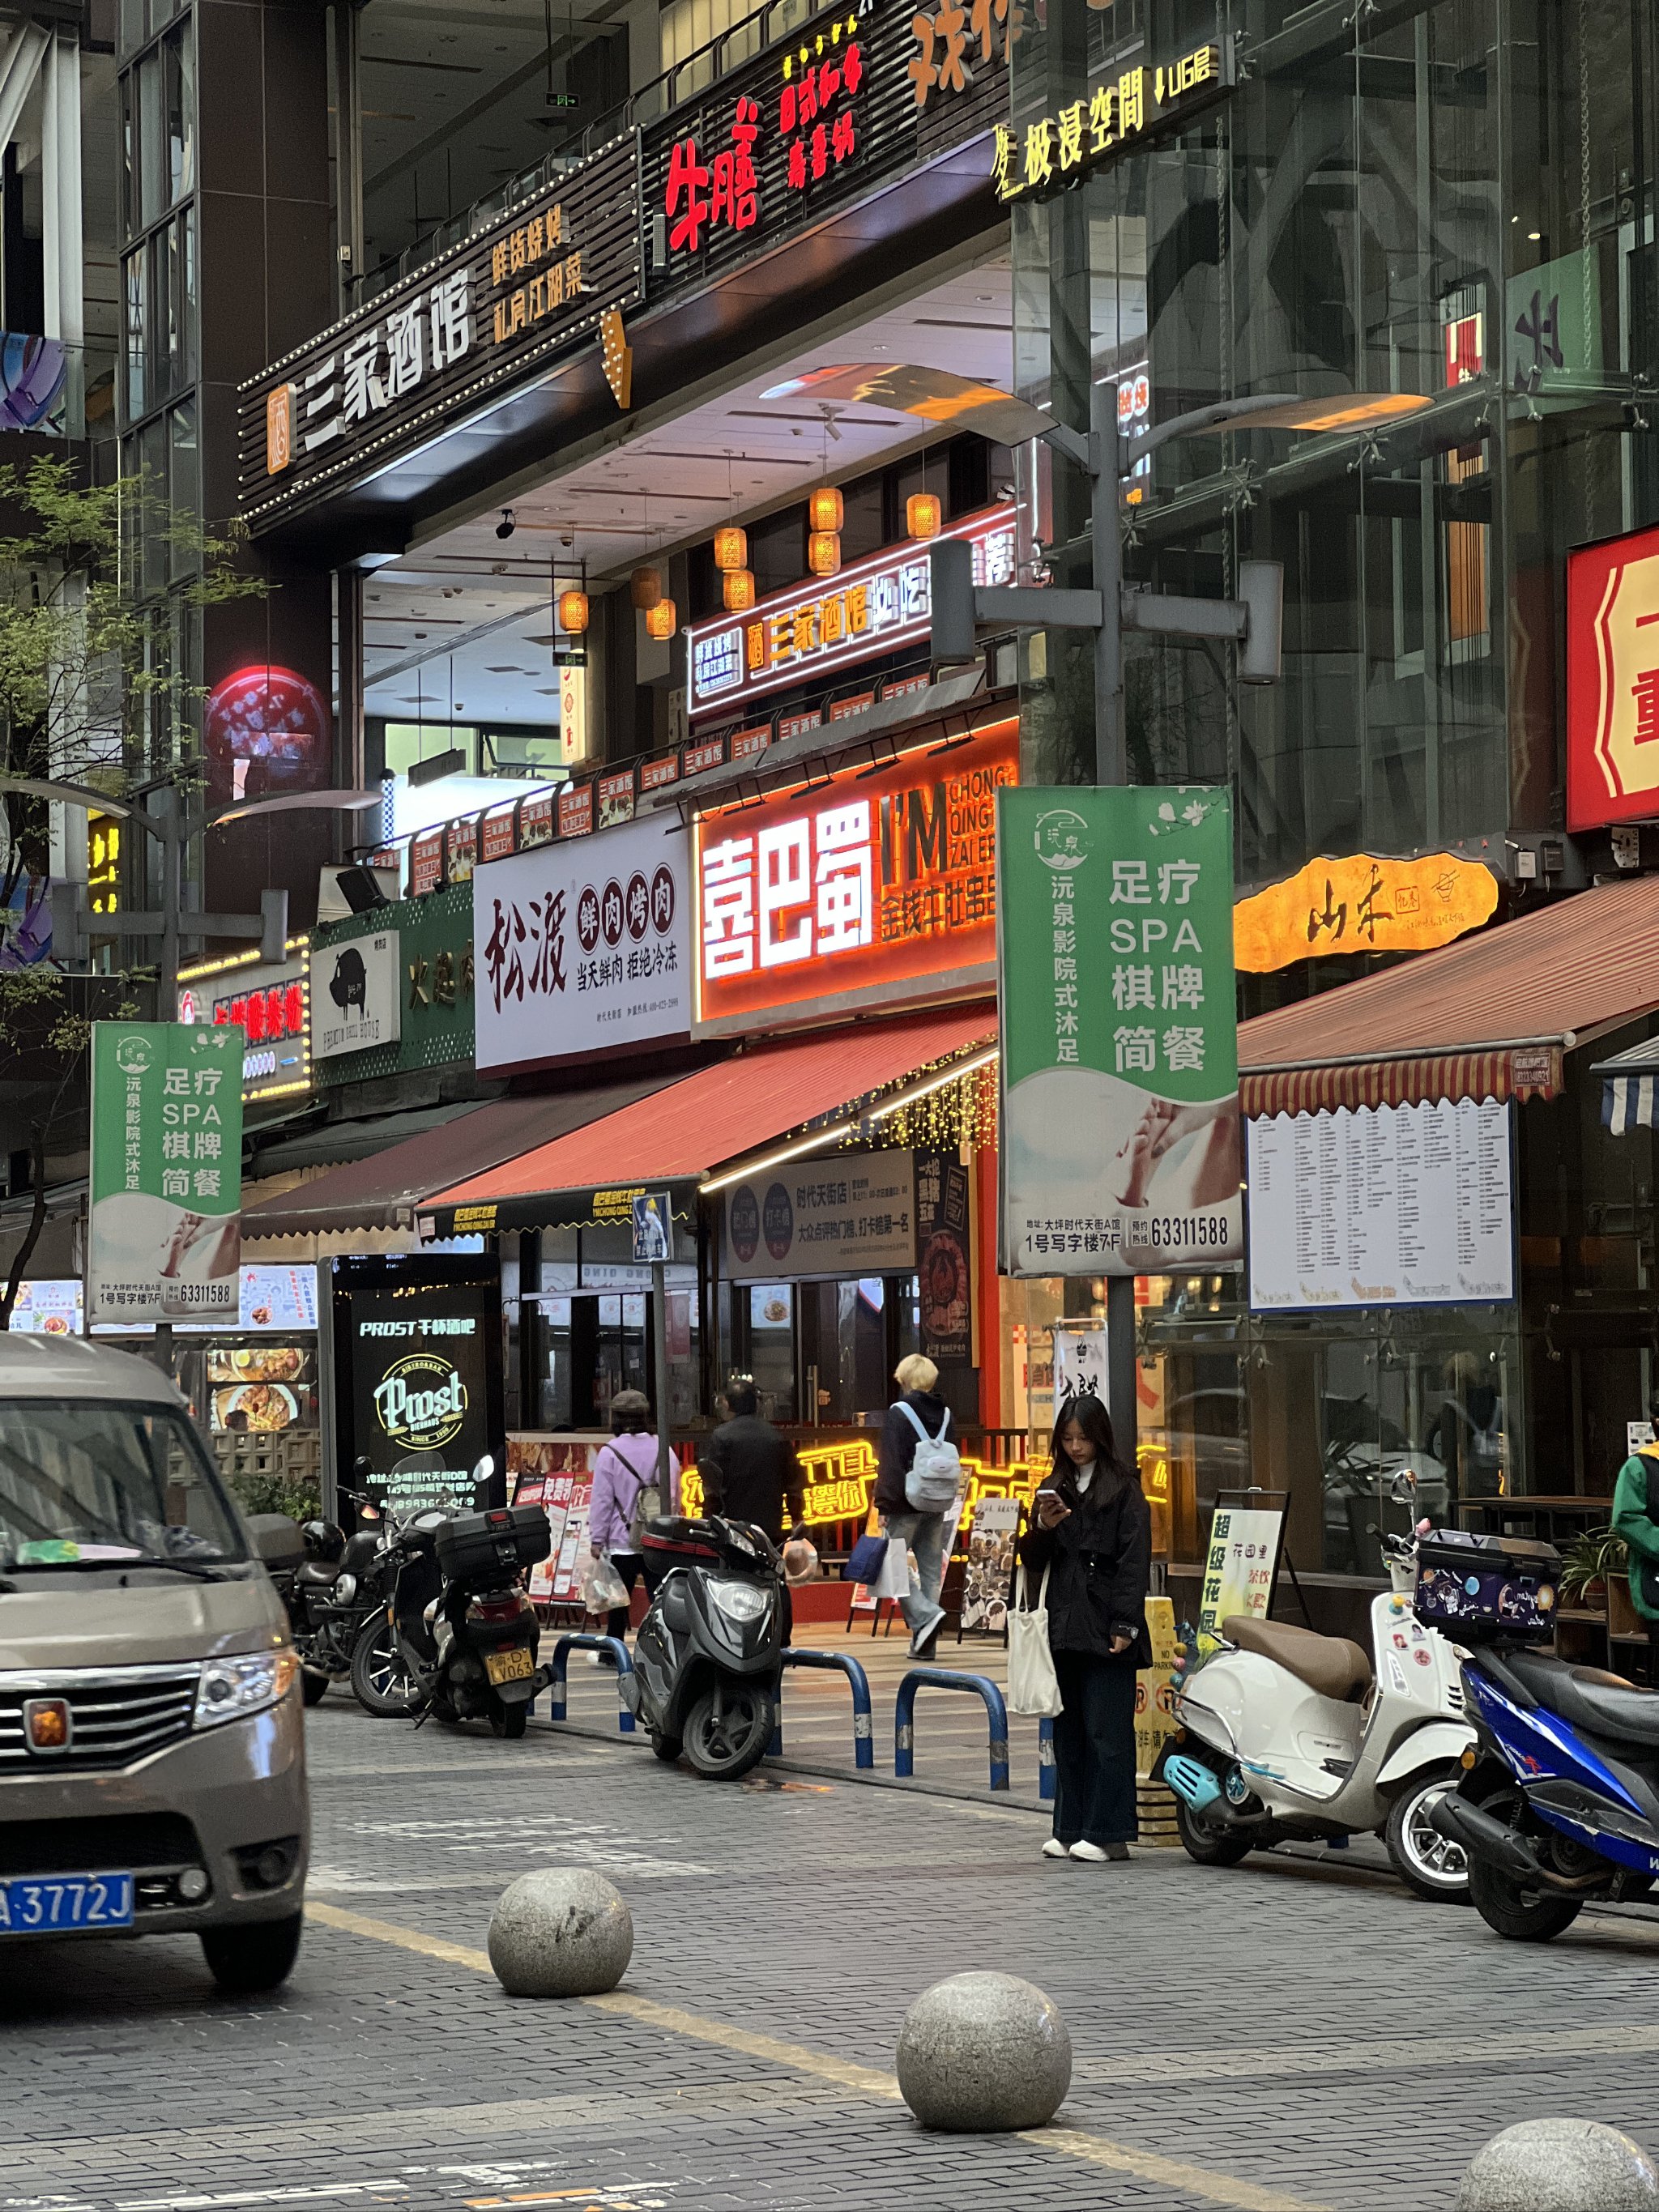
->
xmin=699 ymin=1380 xmax=805 ymax=1542
xmin=1019 ymin=1392 xmax=1151 ymax=1863
xmin=874 ymin=1353 xmax=955 ymax=1660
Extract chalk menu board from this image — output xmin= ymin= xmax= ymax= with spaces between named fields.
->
xmin=1247 ymin=1098 xmax=1513 ymax=1311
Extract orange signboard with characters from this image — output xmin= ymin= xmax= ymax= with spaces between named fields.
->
xmin=693 ymin=718 xmax=1017 ymax=1033
xmin=1567 ymin=521 xmax=1659 ymax=831
xmin=1232 ymin=850 xmax=1498 ymax=972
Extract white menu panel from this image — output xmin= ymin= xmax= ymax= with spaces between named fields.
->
xmin=1247 ymin=1099 xmax=1514 ymax=1310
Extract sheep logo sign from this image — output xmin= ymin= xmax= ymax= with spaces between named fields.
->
xmin=312 ymin=930 xmax=403 ymax=1060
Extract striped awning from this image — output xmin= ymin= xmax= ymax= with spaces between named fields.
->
xmin=1593 ymin=1038 xmax=1659 ymax=1137
xmin=1240 ymin=1046 xmax=1562 ymax=1119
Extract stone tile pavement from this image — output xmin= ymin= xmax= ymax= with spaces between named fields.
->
xmin=6 ymin=1695 xmax=1659 ymax=2212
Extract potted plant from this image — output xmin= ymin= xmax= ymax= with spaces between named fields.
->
xmin=1560 ymin=1526 xmax=1623 ymax=1614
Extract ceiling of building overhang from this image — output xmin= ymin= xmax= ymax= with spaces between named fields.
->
xmin=360 ymin=253 xmax=1013 ymax=728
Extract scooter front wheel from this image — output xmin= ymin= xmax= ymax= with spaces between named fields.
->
xmin=1384 ymin=1771 xmax=1470 ymax=1903
xmin=650 ymin=1730 xmax=682 ymax=1763
xmin=490 ymin=1701 xmax=528 ymax=1740
xmin=683 ymin=1681 xmax=774 ymax=1780
xmin=301 ymin=1668 xmax=331 ymax=1708
xmin=350 ymin=1617 xmax=426 ymax=1718
xmin=1174 ymin=1795 xmax=1253 ymax=1867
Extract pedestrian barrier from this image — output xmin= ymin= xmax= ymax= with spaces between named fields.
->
xmin=1038 ymin=1715 xmax=1056 ymax=1802
xmin=547 ymin=1634 xmax=637 ymax=1733
xmin=895 ymin=1667 xmax=1010 ymax=1792
xmin=766 ymin=1647 xmax=875 ymax=1769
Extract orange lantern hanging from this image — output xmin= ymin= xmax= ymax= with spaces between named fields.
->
xmin=808 ymin=531 xmax=841 ymax=577
xmin=645 ymin=595 xmax=677 ymax=641
xmin=906 ymin=491 xmax=942 ymax=539
xmin=723 ymin=567 xmax=757 ymax=613
xmin=630 ymin=566 xmax=663 ymax=610
xmin=713 ymin=525 xmax=748 ymax=573
xmin=808 ymin=484 xmax=843 ymax=534
xmin=557 ymin=587 xmax=589 ymax=634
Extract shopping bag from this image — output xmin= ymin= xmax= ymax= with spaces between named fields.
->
xmin=873 ymin=1536 xmax=912 ymax=1600
xmin=584 ymin=1553 xmax=630 ymax=1615
xmin=843 ymin=1531 xmax=889 ymax=1585
xmin=1007 ymin=1563 xmax=1064 ymax=1717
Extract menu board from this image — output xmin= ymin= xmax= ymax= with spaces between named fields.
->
xmin=207 ymin=1342 xmax=316 ymax=1433
xmin=1247 ymin=1099 xmax=1513 ymax=1311
xmin=237 ymin=1265 xmax=318 ymax=1332
xmin=6 ymin=1280 xmax=82 ymax=1334
xmin=510 ymin=1436 xmax=599 ymax=1603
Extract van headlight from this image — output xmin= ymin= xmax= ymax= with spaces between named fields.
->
xmin=710 ymin=1582 xmax=770 ymax=1624
xmin=195 ymin=1650 xmax=300 ymax=1728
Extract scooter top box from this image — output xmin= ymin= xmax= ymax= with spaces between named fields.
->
xmin=434 ymin=1503 xmax=551 ymax=1583
xmin=1415 ymin=1528 xmax=1560 ymax=1643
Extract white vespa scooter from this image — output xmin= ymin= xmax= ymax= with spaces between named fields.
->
xmin=1159 ymin=1483 xmax=1474 ymax=1900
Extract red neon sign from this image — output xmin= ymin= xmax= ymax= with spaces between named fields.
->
xmin=693 ymin=718 xmax=1017 ymax=1034
xmin=1567 ymin=521 xmax=1659 ymax=831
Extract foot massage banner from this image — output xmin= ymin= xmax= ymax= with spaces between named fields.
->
xmin=997 ymin=786 xmax=1241 ymax=1276
xmin=88 ymin=1021 xmax=245 ymax=1325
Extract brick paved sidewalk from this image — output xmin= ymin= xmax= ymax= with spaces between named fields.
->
xmin=6 ymin=1695 xmax=1659 ymax=2212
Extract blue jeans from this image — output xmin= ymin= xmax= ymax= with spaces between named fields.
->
xmin=1051 ymin=1647 xmax=1138 ymax=1848
xmin=881 ymin=1510 xmax=949 ymax=1634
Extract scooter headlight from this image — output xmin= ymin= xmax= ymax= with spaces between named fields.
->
xmin=710 ymin=1581 xmax=770 ymax=1624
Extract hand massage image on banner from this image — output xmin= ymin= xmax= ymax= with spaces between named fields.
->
xmin=998 ymin=787 xmax=1242 ymax=1276
xmin=87 ymin=1021 xmax=245 ymax=1325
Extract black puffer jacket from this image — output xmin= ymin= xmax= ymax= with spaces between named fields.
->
xmin=1018 ymin=1462 xmax=1151 ymax=1664
xmin=874 ymin=1389 xmax=953 ymax=1516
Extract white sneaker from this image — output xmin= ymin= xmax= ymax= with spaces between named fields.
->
xmin=1068 ymin=1840 xmax=1109 ymax=1862
xmin=1041 ymin=1838 xmax=1070 ymax=1860
xmin=907 ymin=1606 xmax=946 ymax=1659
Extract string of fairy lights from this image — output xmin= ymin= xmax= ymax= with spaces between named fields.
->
xmin=843 ymin=1044 xmax=1000 ymax=1155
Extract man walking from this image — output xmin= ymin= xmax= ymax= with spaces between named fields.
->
xmin=699 ymin=1379 xmax=805 ymax=1542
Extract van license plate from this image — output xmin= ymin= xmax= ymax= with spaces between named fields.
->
xmin=485 ymin=1647 xmax=534 ymax=1686
xmin=0 ymin=1873 xmax=134 ymax=1933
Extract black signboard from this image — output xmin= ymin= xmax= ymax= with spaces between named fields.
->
xmin=327 ymin=1254 xmax=504 ymax=1515
xmin=238 ymin=134 xmax=642 ymax=529
xmin=915 ymin=1148 xmax=971 ymax=1366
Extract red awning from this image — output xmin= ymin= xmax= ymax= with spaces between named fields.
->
xmin=421 ymin=1005 xmax=995 ymax=1236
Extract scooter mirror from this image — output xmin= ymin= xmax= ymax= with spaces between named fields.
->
xmin=1388 ymin=1468 xmax=1418 ymax=1506
xmin=472 ymin=1454 xmax=495 ymax=1483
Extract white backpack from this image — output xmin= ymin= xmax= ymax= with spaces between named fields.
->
xmin=897 ymin=1400 xmax=961 ymax=1513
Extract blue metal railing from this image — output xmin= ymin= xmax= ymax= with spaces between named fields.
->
xmin=766 ymin=1647 xmax=875 ymax=1769
xmin=547 ymin=1633 xmax=637 ymax=1733
xmin=895 ymin=1668 xmax=1010 ymax=1792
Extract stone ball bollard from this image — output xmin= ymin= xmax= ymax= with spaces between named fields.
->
xmin=1456 ymin=2120 xmax=1659 ymax=2212
xmin=896 ymin=1971 xmax=1072 ymax=2132
xmin=487 ymin=1869 xmax=633 ymax=1998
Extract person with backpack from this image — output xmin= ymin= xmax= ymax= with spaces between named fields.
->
xmin=589 ymin=1390 xmax=680 ymax=1643
xmin=875 ymin=1353 xmax=960 ymax=1660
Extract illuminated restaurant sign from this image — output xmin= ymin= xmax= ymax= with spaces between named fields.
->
xmin=688 ymin=505 xmax=1015 ymax=718
xmin=1232 ymin=852 xmax=1499 ymax=972
xmin=1567 ymin=520 xmax=1659 ymax=831
xmin=693 ymin=718 xmax=1016 ymax=1034
xmin=993 ymin=40 xmax=1233 ymax=203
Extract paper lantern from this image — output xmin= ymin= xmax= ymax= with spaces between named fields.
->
xmin=907 ymin=492 xmax=942 ymax=539
xmin=630 ymin=566 xmax=663 ymax=611
xmin=557 ymin=588 xmax=589 ymax=634
xmin=723 ymin=567 xmax=757 ymax=612
xmin=713 ymin=526 xmax=748 ymax=573
xmin=808 ymin=484 xmax=843 ymax=533
xmin=645 ymin=596 xmax=677 ymax=641
xmin=808 ymin=530 xmax=841 ymax=576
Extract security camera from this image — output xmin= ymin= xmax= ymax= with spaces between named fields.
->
xmin=495 ymin=509 xmax=516 ymax=540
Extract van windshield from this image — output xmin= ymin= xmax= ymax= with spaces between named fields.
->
xmin=0 ymin=1401 xmax=247 ymax=1571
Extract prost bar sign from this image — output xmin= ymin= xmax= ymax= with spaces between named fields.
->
xmin=993 ymin=39 xmax=1233 ymax=203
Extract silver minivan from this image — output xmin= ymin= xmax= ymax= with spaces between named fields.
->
xmin=0 ymin=1334 xmax=308 ymax=1990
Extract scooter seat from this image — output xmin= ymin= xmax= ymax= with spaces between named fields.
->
xmin=1222 ymin=1614 xmax=1374 ymax=1703
xmin=1504 ymin=1651 xmax=1659 ymax=1749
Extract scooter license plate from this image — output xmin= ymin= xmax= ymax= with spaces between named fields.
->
xmin=485 ymin=1647 xmax=534 ymax=1686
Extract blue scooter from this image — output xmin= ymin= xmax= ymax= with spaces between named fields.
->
xmin=1428 ymin=1530 xmax=1659 ymax=1941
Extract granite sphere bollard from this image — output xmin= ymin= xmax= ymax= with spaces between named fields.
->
xmin=1456 ymin=2120 xmax=1659 ymax=2212
xmin=487 ymin=1869 xmax=633 ymax=1997
xmin=896 ymin=1971 xmax=1072 ymax=2132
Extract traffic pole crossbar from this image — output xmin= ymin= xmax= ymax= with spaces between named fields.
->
xmin=767 ymin=1647 xmax=876 ymax=1769
xmin=894 ymin=1666 xmax=1011 ymax=1791
xmin=547 ymin=1633 xmax=637 ymax=1732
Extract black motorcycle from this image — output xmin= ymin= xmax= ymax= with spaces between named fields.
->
xmin=351 ymin=1477 xmax=552 ymax=1740
xmin=625 ymin=1515 xmax=785 ymax=1779
xmin=286 ymin=1478 xmax=389 ymax=1704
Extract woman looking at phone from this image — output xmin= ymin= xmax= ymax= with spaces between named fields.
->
xmin=1019 ymin=1393 xmax=1151 ymax=1863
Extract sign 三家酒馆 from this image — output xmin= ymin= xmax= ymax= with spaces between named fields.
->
xmin=993 ymin=40 xmax=1233 ymax=204
xmin=694 ymin=718 xmax=1016 ymax=1034
xmin=87 ymin=1022 xmax=245 ymax=1326
xmin=688 ymin=506 xmax=1015 ymax=717
xmin=1567 ymin=519 xmax=1659 ymax=831
xmin=723 ymin=1151 xmax=917 ymax=1281
xmin=1232 ymin=851 xmax=1498 ymax=973
xmin=999 ymin=786 xmax=1242 ymax=1276
xmin=474 ymin=815 xmax=691 ymax=1076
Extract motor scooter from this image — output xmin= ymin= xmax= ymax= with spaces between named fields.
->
xmin=623 ymin=1514 xmax=784 ymax=1779
xmin=1428 ymin=1531 xmax=1659 ymax=1942
xmin=1158 ymin=1482 xmax=1474 ymax=1899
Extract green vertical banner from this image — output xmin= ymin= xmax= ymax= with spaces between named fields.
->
xmin=87 ymin=1021 xmax=245 ymax=1326
xmin=998 ymin=786 xmax=1241 ymax=1276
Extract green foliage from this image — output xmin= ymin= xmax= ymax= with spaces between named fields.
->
xmin=1559 ymin=1524 xmax=1628 ymax=1602
xmin=225 ymin=1464 xmax=322 ymax=1527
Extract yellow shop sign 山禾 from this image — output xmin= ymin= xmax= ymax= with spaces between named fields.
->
xmin=1233 ymin=851 xmax=1499 ymax=973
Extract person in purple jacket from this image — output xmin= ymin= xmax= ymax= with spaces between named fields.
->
xmin=588 ymin=1390 xmax=680 ymax=1642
